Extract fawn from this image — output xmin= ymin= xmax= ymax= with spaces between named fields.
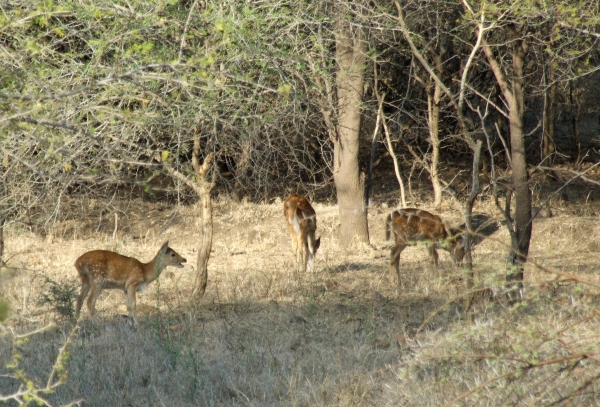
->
xmin=74 ymin=241 xmax=186 ymax=327
xmin=284 ymin=194 xmax=321 ymax=272
xmin=386 ymin=209 xmax=464 ymax=285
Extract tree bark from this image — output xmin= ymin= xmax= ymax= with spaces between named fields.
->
xmin=481 ymin=26 xmax=532 ymax=295
xmin=0 ymin=217 xmax=4 ymax=262
xmin=191 ymin=138 xmax=213 ymax=298
xmin=428 ymin=71 xmax=443 ymax=207
xmin=542 ymin=57 xmax=556 ymax=166
xmin=333 ymin=9 xmax=369 ymax=248
xmin=569 ymin=81 xmax=581 ymax=163
xmin=167 ymin=137 xmax=214 ymax=298
xmin=506 ymin=27 xmax=532 ymax=289
xmin=373 ymin=64 xmax=407 ymax=207
xmin=464 ymin=139 xmax=483 ymax=314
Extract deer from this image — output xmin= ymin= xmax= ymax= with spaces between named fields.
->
xmin=74 ymin=241 xmax=186 ymax=327
xmin=385 ymin=208 xmax=465 ymax=286
xmin=284 ymin=194 xmax=321 ymax=272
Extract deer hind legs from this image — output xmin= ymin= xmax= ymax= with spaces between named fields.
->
xmin=86 ymin=285 xmax=103 ymax=317
xmin=297 ymin=243 xmax=305 ymax=272
xmin=75 ymin=281 xmax=90 ymax=318
xmin=390 ymin=243 xmax=407 ymax=288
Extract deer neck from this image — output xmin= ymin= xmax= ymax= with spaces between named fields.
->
xmin=145 ymin=252 xmax=166 ymax=283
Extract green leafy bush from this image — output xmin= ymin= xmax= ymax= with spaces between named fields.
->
xmin=0 ymin=298 xmax=10 ymax=322
xmin=37 ymin=276 xmax=78 ymax=319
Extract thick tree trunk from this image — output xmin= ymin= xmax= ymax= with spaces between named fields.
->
xmin=333 ymin=13 xmax=369 ymax=248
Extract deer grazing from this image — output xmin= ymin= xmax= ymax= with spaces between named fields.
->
xmin=74 ymin=241 xmax=186 ymax=327
xmin=284 ymin=194 xmax=321 ymax=272
xmin=386 ymin=209 xmax=464 ymax=285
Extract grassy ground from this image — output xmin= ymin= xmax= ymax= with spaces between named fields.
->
xmin=2 ymin=193 xmax=600 ymax=406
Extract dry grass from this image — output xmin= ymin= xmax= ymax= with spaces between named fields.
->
xmin=2 ymin=195 xmax=600 ymax=406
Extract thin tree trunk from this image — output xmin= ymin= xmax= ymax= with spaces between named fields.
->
xmin=167 ymin=137 xmax=214 ymax=298
xmin=365 ymin=109 xmax=380 ymax=207
xmin=0 ymin=217 xmax=4 ymax=262
xmin=373 ymin=65 xmax=407 ymax=207
xmin=569 ymin=81 xmax=581 ymax=163
xmin=191 ymin=138 xmax=213 ymax=298
xmin=481 ymin=26 xmax=532 ymax=298
xmin=428 ymin=78 xmax=443 ymax=207
xmin=506 ymin=28 xmax=532 ymax=294
xmin=194 ymin=182 xmax=212 ymax=297
xmin=381 ymin=115 xmax=407 ymax=208
xmin=464 ymin=139 xmax=483 ymax=314
xmin=542 ymin=60 xmax=556 ymax=166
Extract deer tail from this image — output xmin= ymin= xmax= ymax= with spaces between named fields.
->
xmin=385 ymin=213 xmax=393 ymax=241
xmin=291 ymin=208 xmax=302 ymax=237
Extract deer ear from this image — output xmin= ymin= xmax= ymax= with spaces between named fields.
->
xmin=159 ymin=241 xmax=169 ymax=253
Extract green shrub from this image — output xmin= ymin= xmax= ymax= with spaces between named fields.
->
xmin=0 ymin=297 xmax=10 ymax=322
xmin=37 ymin=276 xmax=78 ymax=319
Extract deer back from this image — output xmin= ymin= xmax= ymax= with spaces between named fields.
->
xmin=386 ymin=209 xmax=448 ymax=243
xmin=284 ymin=194 xmax=318 ymax=235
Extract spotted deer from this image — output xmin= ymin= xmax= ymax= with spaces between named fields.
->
xmin=386 ymin=209 xmax=464 ymax=285
xmin=284 ymin=194 xmax=321 ymax=272
xmin=74 ymin=241 xmax=186 ymax=327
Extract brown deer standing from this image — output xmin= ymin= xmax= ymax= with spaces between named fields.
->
xmin=284 ymin=194 xmax=321 ymax=272
xmin=386 ymin=209 xmax=464 ymax=285
xmin=74 ymin=241 xmax=186 ymax=327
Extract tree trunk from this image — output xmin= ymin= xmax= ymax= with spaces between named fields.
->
xmin=541 ymin=60 xmax=556 ymax=166
xmin=194 ymin=180 xmax=212 ymax=297
xmin=0 ymin=217 xmax=4 ymax=262
xmin=333 ymin=10 xmax=369 ymax=248
xmin=481 ymin=26 xmax=532 ymax=297
xmin=505 ymin=28 xmax=532 ymax=292
xmin=569 ymin=81 xmax=581 ymax=163
xmin=191 ymin=139 xmax=214 ymax=298
xmin=464 ymin=139 xmax=483 ymax=315
xmin=167 ymin=138 xmax=214 ymax=298
xmin=428 ymin=76 xmax=443 ymax=207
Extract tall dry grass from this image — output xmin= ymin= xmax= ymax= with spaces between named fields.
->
xmin=1 ymin=196 xmax=600 ymax=406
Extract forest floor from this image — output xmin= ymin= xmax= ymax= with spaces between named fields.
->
xmin=2 ymin=165 xmax=600 ymax=406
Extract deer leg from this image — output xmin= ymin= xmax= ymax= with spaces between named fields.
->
xmin=428 ymin=245 xmax=439 ymax=267
xmin=299 ymin=238 xmax=307 ymax=272
xmin=75 ymin=280 xmax=90 ymax=318
xmin=288 ymin=227 xmax=298 ymax=256
xmin=306 ymin=239 xmax=314 ymax=272
xmin=125 ymin=286 xmax=137 ymax=327
xmin=390 ymin=241 xmax=406 ymax=288
xmin=86 ymin=284 xmax=103 ymax=317
xmin=287 ymin=225 xmax=301 ymax=271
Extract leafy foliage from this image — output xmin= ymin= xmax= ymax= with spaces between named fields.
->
xmin=0 ymin=298 xmax=10 ymax=322
xmin=37 ymin=276 xmax=78 ymax=319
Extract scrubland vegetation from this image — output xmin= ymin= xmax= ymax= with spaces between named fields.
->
xmin=2 ymin=0 xmax=600 ymax=405
xmin=2 ymin=189 xmax=600 ymax=406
